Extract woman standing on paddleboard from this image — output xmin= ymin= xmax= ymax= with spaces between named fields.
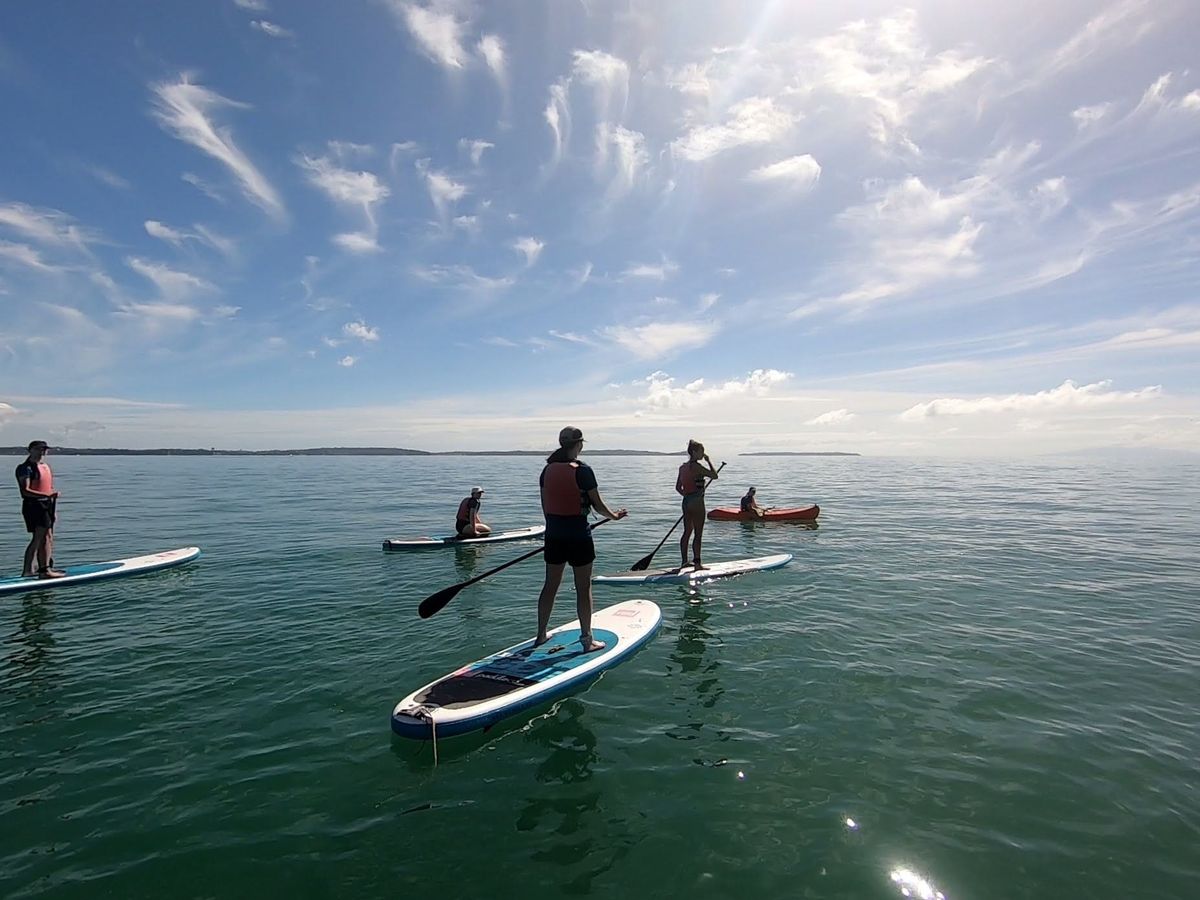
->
xmin=677 ymin=439 xmax=719 ymax=569
xmin=15 ymin=440 xmax=65 ymax=579
xmin=536 ymin=426 xmax=627 ymax=652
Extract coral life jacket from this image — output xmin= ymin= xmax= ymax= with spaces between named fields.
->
xmin=676 ymin=461 xmax=704 ymax=497
xmin=541 ymin=462 xmax=590 ymax=516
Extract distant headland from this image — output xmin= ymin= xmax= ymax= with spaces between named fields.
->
xmin=3 ymin=446 xmax=861 ymax=457
xmin=738 ymin=451 xmax=861 ymax=457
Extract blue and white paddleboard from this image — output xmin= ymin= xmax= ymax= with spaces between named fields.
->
xmin=593 ymin=552 xmax=793 ymax=586
xmin=0 ymin=546 xmax=201 ymax=597
xmin=391 ymin=598 xmax=661 ymax=740
xmin=382 ymin=525 xmax=545 ymax=551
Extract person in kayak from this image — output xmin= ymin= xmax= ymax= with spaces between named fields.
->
xmin=455 ymin=486 xmax=491 ymax=538
xmin=15 ymin=440 xmax=65 ymax=579
xmin=740 ymin=486 xmax=766 ymax=519
xmin=677 ymin=439 xmax=719 ymax=569
xmin=536 ymin=425 xmax=627 ymax=652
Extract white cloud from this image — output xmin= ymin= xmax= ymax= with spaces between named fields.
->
xmin=699 ymin=292 xmax=720 ymax=311
xmin=569 ymin=261 xmax=593 ymax=290
xmin=459 ymin=138 xmax=494 ymax=166
xmin=250 ymin=20 xmax=293 ymax=39
xmin=145 ymin=220 xmax=188 ymax=247
xmin=599 ymin=124 xmax=648 ymax=197
xmin=411 ymin=264 xmax=514 ymax=292
xmin=0 ymin=202 xmax=94 ymax=249
xmin=544 ymin=80 xmax=571 ymax=167
xmin=391 ymin=1 xmax=469 ymax=69
xmin=151 ymin=76 xmax=285 ymax=220
xmin=333 ymin=232 xmax=381 ymax=254
xmin=900 ymin=379 xmax=1162 ymax=421
xmin=82 ymin=165 xmax=130 ymax=190
xmin=115 ymin=301 xmax=204 ymax=325
xmin=746 ymin=154 xmax=821 ymax=191
xmin=193 ymin=224 xmax=235 ymax=258
xmin=671 ymin=96 xmax=794 ymax=162
xmin=1072 ymin=102 xmax=1112 ymax=128
xmin=0 ymin=240 xmax=59 ymax=272
xmin=477 ymin=34 xmax=505 ymax=84
xmin=343 ymin=320 xmax=379 ymax=342
xmin=604 ymin=321 xmax=718 ymax=360
xmin=512 ymin=236 xmax=544 ymax=267
xmin=572 ymin=49 xmax=630 ymax=124
xmin=126 ymin=257 xmax=214 ymax=301
xmin=621 ymin=257 xmax=679 ymax=281
xmin=805 ymin=408 xmax=856 ymax=426
xmin=297 ymin=153 xmax=389 ymax=251
xmin=452 ymin=215 xmax=479 ymax=233
xmin=233 ymin=0 xmax=268 ymax=10
xmin=182 ymin=172 xmax=225 ymax=203
xmin=1040 ymin=0 xmax=1155 ymax=83
xmin=416 ymin=159 xmax=468 ymax=220
xmin=549 ymin=330 xmax=594 ymax=345
xmin=630 ymin=368 xmax=792 ymax=411
xmin=0 ymin=402 xmax=17 ymax=425
xmin=338 ymin=355 xmax=358 ymax=367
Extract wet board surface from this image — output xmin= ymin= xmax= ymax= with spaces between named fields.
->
xmin=382 ymin=525 xmax=545 ymax=550
xmin=592 ymin=553 xmax=793 ymax=586
xmin=0 ymin=547 xmax=201 ymax=597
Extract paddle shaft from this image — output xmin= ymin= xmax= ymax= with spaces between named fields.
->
xmin=631 ymin=461 xmax=725 ymax=571
xmin=418 ymin=518 xmax=608 ymax=619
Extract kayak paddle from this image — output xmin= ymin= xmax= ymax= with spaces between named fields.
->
xmin=418 ymin=519 xmax=608 ymax=619
xmin=630 ymin=461 xmax=724 ymax=571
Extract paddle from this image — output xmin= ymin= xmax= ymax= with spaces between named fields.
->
xmin=418 ymin=519 xmax=608 ymax=619
xmin=630 ymin=461 xmax=725 ymax=571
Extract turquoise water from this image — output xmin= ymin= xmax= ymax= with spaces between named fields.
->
xmin=1 ymin=455 xmax=1197 ymax=899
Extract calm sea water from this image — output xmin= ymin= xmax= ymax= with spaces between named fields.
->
xmin=1 ymin=454 xmax=1197 ymax=899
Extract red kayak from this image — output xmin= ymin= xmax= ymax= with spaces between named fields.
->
xmin=708 ymin=504 xmax=820 ymax=522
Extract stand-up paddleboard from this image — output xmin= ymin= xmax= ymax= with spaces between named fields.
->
xmin=593 ymin=553 xmax=793 ymax=586
xmin=0 ymin=546 xmax=201 ymax=597
xmin=382 ymin=525 xmax=545 ymax=551
xmin=708 ymin=504 xmax=820 ymax=522
xmin=392 ymin=598 xmax=661 ymax=740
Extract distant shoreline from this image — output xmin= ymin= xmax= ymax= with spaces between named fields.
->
xmin=2 ymin=446 xmax=861 ymax=458
xmin=738 ymin=451 xmax=861 ymax=457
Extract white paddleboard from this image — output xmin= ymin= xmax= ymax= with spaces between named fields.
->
xmin=593 ymin=552 xmax=793 ymax=586
xmin=382 ymin=525 xmax=545 ymax=551
xmin=391 ymin=598 xmax=661 ymax=740
xmin=0 ymin=546 xmax=201 ymax=597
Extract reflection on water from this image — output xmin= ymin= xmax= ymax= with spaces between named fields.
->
xmin=515 ymin=700 xmax=640 ymax=894
xmin=666 ymin=589 xmax=725 ymax=743
xmin=452 ymin=545 xmax=483 ymax=582
xmin=3 ymin=596 xmax=58 ymax=701
xmin=889 ymin=865 xmax=947 ymax=899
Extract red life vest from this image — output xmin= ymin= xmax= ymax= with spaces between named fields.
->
xmin=677 ymin=461 xmax=703 ymax=496
xmin=541 ymin=462 xmax=589 ymax=516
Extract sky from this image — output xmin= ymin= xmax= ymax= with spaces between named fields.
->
xmin=1 ymin=0 xmax=1198 ymax=456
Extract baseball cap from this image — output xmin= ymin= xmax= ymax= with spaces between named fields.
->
xmin=558 ymin=426 xmax=585 ymax=446
xmin=471 ymin=486 xmax=484 ymax=495
xmin=28 ymin=440 xmax=49 ymax=452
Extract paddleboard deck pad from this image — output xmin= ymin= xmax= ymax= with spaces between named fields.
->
xmin=382 ymin=525 xmax=545 ymax=550
xmin=0 ymin=546 xmax=201 ymax=597
xmin=391 ymin=598 xmax=661 ymax=739
xmin=593 ymin=552 xmax=793 ymax=586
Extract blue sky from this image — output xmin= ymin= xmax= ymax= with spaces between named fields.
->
xmin=1 ymin=0 xmax=1198 ymax=455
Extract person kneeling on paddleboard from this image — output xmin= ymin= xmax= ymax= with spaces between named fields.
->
xmin=536 ymin=426 xmax=627 ymax=652
xmin=677 ymin=439 xmax=718 ymax=569
xmin=454 ymin=486 xmax=491 ymax=538
xmin=15 ymin=440 xmax=65 ymax=579
xmin=740 ymin=486 xmax=766 ymax=519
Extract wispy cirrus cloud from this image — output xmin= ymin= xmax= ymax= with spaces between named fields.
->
xmin=512 ymin=236 xmax=544 ymax=267
xmin=415 ymin=159 xmax=467 ymax=221
xmin=151 ymin=75 xmax=285 ymax=220
xmin=126 ymin=257 xmax=215 ymax=302
xmin=412 ymin=263 xmax=514 ymax=292
xmin=459 ymin=138 xmax=494 ymax=166
xmin=604 ymin=321 xmax=717 ymax=360
xmin=671 ymin=96 xmax=795 ymax=162
xmin=0 ymin=201 xmax=96 ymax=250
xmin=389 ymin=0 xmax=469 ymax=70
xmin=0 ymin=240 xmax=59 ymax=272
xmin=233 ymin=0 xmax=269 ymax=10
xmin=621 ymin=256 xmax=679 ymax=281
xmin=250 ymin=20 xmax=294 ymax=39
xmin=477 ymin=34 xmax=505 ymax=86
xmin=297 ymin=150 xmax=390 ymax=253
xmin=544 ymin=80 xmax=571 ymax=168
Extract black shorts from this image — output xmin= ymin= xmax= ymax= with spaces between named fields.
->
xmin=22 ymin=497 xmax=55 ymax=533
xmin=544 ymin=534 xmax=595 ymax=568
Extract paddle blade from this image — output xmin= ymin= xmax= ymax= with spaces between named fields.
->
xmin=630 ymin=553 xmax=655 ymax=571
xmin=418 ymin=583 xmax=463 ymax=619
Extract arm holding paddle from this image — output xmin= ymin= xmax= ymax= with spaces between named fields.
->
xmin=631 ymin=460 xmax=724 ymax=571
xmin=588 ymin=488 xmax=627 ymax=522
